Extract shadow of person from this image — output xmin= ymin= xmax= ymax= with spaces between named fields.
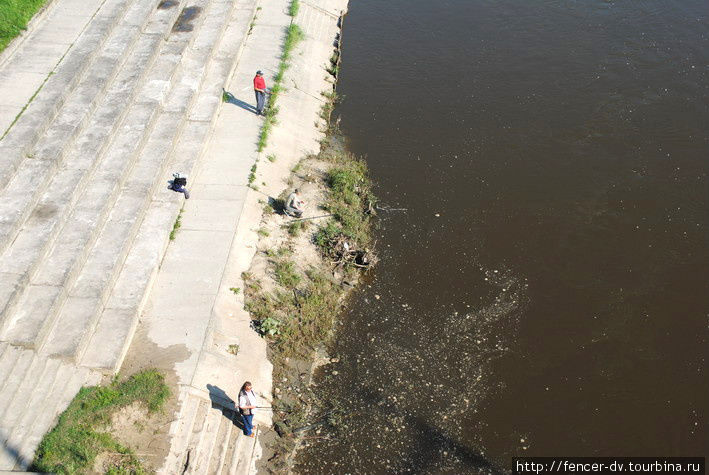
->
xmin=222 ymin=89 xmax=259 ymax=114
xmin=268 ymin=196 xmax=286 ymax=214
xmin=206 ymin=384 xmax=243 ymax=430
xmin=3 ymin=439 xmax=28 ymax=472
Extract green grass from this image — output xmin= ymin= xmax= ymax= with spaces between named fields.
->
xmin=288 ymin=0 xmax=300 ymax=17
xmin=273 ymin=259 xmax=301 ymax=288
xmin=169 ymin=208 xmax=183 ymax=241
xmin=33 ymin=370 xmax=170 ymax=474
xmin=287 ymin=219 xmax=308 ymax=237
xmin=326 ymin=51 xmax=340 ymax=77
xmin=315 ymin=153 xmax=375 ymax=253
xmin=248 ymin=163 xmax=257 ymax=185
xmin=257 ymin=23 xmax=305 ymax=151
xmin=0 ymin=0 xmax=49 ymax=52
xmin=244 ymin=267 xmax=339 ymax=358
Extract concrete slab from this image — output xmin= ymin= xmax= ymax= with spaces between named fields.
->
xmin=181 ymin=199 xmax=244 ymax=231
xmin=52 ymin=0 xmax=103 ymax=17
xmin=0 ymin=71 xmax=45 ymax=107
xmin=156 ymin=230 xmax=234 ymax=295
xmin=3 ymin=284 xmax=62 ymax=345
xmin=11 ymin=42 xmax=67 ymax=74
xmin=188 ymin=184 xmax=249 ymax=201
xmin=0 ymin=105 xmax=17 ymax=134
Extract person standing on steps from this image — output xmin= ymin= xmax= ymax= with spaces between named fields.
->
xmin=238 ymin=381 xmax=258 ymax=437
xmin=253 ymin=70 xmax=267 ymax=115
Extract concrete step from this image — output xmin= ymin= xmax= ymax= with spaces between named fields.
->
xmin=163 ymin=391 xmax=203 ymax=473
xmin=230 ymin=425 xmax=258 ymax=475
xmin=79 ymin=202 xmax=177 ymax=370
xmin=1 ymin=0 xmax=217 ymax=359
xmin=0 ymin=0 xmax=206 ymax=349
xmin=188 ymin=404 xmax=225 ymax=474
xmin=0 ymin=1 xmax=185 ymax=330
xmin=0 ymin=352 xmax=48 ymax=429
xmin=0 ymin=355 xmax=60 ymax=471
xmin=0 ymin=350 xmax=36 ymax=471
xmin=1 ymin=0 xmax=258 ymax=467
xmin=209 ymin=407 xmax=235 ymax=475
xmin=0 ymin=343 xmax=19 ymax=390
xmin=79 ymin=122 xmax=210 ymax=372
xmin=160 ymin=390 xmax=244 ymax=475
xmin=38 ymin=109 xmax=187 ymax=360
xmin=81 ymin=0 xmax=258 ymax=374
xmin=218 ymin=417 xmax=244 ymax=475
xmin=0 ymin=356 xmax=62 ymax=470
xmin=0 ymin=30 xmax=166 ymax=277
xmin=74 ymin=0 xmax=253 ymax=372
xmin=0 ymin=348 xmax=34 ymax=418
xmin=185 ymin=399 xmax=212 ymax=472
xmin=0 ymin=0 xmax=133 ymax=190
xmin=13 ymin=364 xmax=101 ymax=470
xmin=0 ymin=103 xmax=160 ymax=347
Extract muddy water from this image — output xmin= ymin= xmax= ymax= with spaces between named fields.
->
xmin=296 ymin=1 xmax=709 ymax=473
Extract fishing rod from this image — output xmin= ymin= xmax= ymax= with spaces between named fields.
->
xmin=284 ymin=213 xmax=335 ymax=223
xmin=253 ymin=406 xmax=291 ymax=413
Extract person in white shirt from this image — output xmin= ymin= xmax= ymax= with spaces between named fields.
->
xmin=238 ymin=381 xmax=257 ymax=437
xmin=285 ymin=189 xmax=305 ymax=218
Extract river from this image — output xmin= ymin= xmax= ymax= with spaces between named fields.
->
xmin=296 ymin=1 xmax=709 ymax=473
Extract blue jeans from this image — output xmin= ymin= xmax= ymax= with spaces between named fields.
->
xmin=241 ymin=413 xmax=254 ymax=435
xmin=255 ymin=91 xmax=266 ymax=113
xmin=171 ymin=184 xmax=190 ymax=199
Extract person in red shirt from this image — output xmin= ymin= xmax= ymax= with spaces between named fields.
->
xmin=253 ymin=70 xmax=267 ymax=115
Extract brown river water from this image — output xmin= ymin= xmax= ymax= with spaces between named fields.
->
xmin=295 ymin=0 xmax=708 ymax=473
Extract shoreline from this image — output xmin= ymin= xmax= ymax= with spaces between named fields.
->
xmin=245 ymin=128 xmax=377 ymax=474
xmin=238 ymin=3 xmax=379 ymax=473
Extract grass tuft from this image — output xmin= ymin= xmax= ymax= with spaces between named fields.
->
xmin=287 ymin=219 xmax=308 ymax=237
xmin=169 ymin=208 xmax=183 ymax=241
xmin=257 ymin=23 xmax=305 ymax=151
xmin=315 ymin=154 xmax=375 ymax=252
xmin=32 ymin=370 xmax=170 ymax=474
xmin=273 ymin=259 xmax=301 ymax=288
xmin=288 ymin=0 xmax=300 ymax=17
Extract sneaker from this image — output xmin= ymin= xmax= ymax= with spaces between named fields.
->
xmin=184 ymin=189 xmax=190 ymax=199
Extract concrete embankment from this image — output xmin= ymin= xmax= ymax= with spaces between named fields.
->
xmin=0 ymin=0 xmax=348 ymax=471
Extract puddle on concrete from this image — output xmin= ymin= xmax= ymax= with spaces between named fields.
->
xmin=157 ymin=0 xmax=178 ymax=9
xmin=172 ymin=6 xmax=202 ymax=32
